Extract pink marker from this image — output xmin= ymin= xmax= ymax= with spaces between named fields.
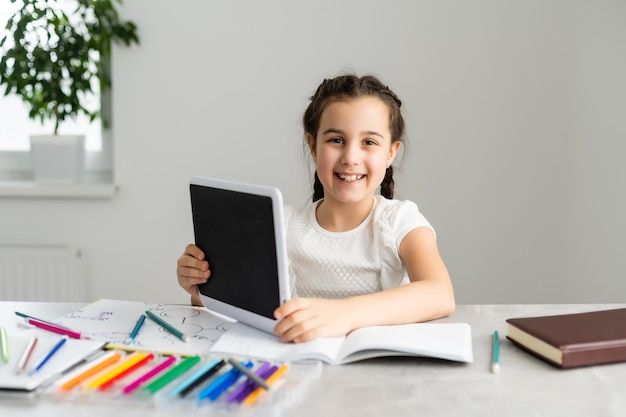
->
xmin=122 ymin=356 xmax=177 ymax=394
xmin=27 ymin=318 xmax=86 ymax=339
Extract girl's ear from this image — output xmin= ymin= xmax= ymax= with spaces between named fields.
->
xmin=306 ymin=133 xmax=316 ymax=160
xmin=387 ymin=141 xmax=402 ymax=167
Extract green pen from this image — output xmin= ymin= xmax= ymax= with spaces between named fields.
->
xmin=142 ymin=355 xmax=201 ymax=394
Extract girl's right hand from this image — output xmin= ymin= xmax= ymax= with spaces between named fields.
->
xmin=176 ymin=243 xmax=211 ymax=306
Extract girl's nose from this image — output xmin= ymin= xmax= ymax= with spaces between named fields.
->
xmin=341 ymin=142 xmax=360 ymax=165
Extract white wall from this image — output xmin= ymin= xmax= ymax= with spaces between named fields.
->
xmin=1 ymin=1 xmax=624 ymax=304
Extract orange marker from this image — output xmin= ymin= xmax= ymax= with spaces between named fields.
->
xmin=243 ymin=364 xmax=289 ymax=405
xmin=84 ymin=352 xmax=149 ymax=390
xmin=61 ymin=352 xmax=122 ymax=391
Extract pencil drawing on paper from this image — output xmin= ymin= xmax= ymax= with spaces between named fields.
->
xmin=58 ymin=299 xmax=235 ymax=355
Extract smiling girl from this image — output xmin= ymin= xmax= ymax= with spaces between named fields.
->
xmin=177 ymin=74 xmax=455 ymax=343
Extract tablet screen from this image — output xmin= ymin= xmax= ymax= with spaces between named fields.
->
xmin=190 ymin=184 xmax=280 ymax=319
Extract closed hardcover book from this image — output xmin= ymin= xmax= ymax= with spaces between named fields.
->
xmin=506 ymin=308 xmax=626 ymax=369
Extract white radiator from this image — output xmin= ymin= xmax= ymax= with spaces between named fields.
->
xmin=0 ymin=245 xmax=87 ymax=302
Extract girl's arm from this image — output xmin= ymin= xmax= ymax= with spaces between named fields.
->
xmin=273 ymin=227 xmax=455 ymax=343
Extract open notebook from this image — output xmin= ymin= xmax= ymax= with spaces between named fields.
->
xmin=210 ymin=321 xmax=474 ymax=365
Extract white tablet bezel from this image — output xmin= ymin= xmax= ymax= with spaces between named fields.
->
xmin=189 ymin=176 xmax=291 ymax=334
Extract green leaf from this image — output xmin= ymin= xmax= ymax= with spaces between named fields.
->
xmin=0 ymin=0 xmax=139 ymax=130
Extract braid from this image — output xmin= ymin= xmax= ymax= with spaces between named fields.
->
xmin=380 ymin=166 xmax=395 ymax=199
xmin=313 ymin=172 xmax=324 ymax=202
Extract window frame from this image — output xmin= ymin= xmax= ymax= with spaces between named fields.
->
xmin=0 ymin=1 xmax=115 ymax=194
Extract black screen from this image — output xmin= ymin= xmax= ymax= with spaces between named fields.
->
xmin=190 ymin=184 xmax=280 ymax=319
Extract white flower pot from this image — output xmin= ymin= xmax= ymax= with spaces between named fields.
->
xmin=30 ymin=134 xmax=85 ymax=183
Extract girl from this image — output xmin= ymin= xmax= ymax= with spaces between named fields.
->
xmin=177 ymin=74 xmax=455 ymax=343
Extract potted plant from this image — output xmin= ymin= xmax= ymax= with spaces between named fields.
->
xmin=0 ymin=0 xmax=139 ymax=182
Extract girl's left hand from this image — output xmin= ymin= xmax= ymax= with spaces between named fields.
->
xmin=273 ymin=298 xmax=353 ymax=343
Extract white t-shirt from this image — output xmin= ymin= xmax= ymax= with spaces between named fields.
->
xmin=284 ymin=195 xmax=434 ymax=299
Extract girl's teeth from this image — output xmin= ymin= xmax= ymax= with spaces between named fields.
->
xmin=340 ymin=175 xmax=361 ymax=182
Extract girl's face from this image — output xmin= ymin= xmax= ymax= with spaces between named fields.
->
xmin=307 ymin=96 xmax=401 ymax=207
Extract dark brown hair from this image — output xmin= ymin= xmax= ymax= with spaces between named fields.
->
xmin=303 ymin=74 xmax=405 ymax=202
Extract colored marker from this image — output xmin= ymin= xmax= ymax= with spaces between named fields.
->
xmin=145 ymin=310 xmax=189 ymax=342
xmin=142 ymin=355 xmax=201 ymax=394
xmin=99 ymin=352 xmax=154 ymax=391
xmin=36 ymin=349 xmax=108 ymax=392
xmin=125 ymin=314 xmax=146 ymax=344
xmin=228 ymin=358 xmax=270 ymax=391
xmin=198 ymin=361 xmax=252 ymax=401
xmin=85 ymin=352 xmax=150 ymax=390
xmin=122 ymin=355 xmax=177 ymax=394
xmin=491 ymin=330 xmax=500 ymax=374
xmin=15 ymin=311 xmax=71 ymax=329
xmin=0 ymin=327 xmax=9 ymax=364
xmin=61 ymin=351 xmax=122 ymax=391
xmin=31 ymin=336 xmax=68 ymax=374
xmin=26 ymin=317 xmax=87 ymax=340
xmin=16 ymin=337 xmax=38 ymax=373
xmin=174 ymin=358 xmax=226 ymax=398
xmin=243 ymin=364 xmax=289 ymax=405
xmin=168 ymin=358 xmax=220 ymax=397
xmin=237 ymin=365 xmax=278 ymax=404
xmin=227 ymin=362 xmax=272 ymax=403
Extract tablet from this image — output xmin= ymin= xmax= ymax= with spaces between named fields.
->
xmin=189 ymin=176 xmax=291 ymax=334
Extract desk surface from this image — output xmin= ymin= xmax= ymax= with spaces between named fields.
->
xmin=1 ymin=302 xmax=626 ymax=417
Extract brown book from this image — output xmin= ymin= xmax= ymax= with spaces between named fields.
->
xmin=506 ymin=308 xmax=626 ymax=368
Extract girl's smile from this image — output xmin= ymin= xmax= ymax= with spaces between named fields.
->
xmin=336 ymin=173 xmax=365 ymax=183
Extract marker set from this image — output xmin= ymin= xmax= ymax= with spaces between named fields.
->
xmin=45 ymin=349 xmax=321 ymax=412
xmin=5 ymin=307 xmax=320 ymax=412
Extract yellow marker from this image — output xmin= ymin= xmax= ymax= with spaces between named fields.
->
xmin=243 ymin=364 xmax=289 ymax=405
xmin=84 ymin=352 xmax=148 ymax=390
xmin=61 ymin=352 xmax=122 ymax=391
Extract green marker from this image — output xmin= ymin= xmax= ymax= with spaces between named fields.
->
xmin=142 ymin=355 xmax=201 ymax=394
xmin=0 ymin=327 xmax=9 ymax=363
xmin=491 ymin=330 xmax=500 ymax=374
xmin=145 ymin=310 xmax=189 ymax=342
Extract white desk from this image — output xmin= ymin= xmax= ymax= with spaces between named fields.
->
xmin=2 ymin=302 xmax=626 ymax=417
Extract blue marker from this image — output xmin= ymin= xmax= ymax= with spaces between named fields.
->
xmin=31 ymin=336 xmax=68 ymax=374
xmin=169 ymin=358 xmax=221 ymax=397
xmin=125 ymin=314 xmax=146 ymax=344
xmin=197 ymin=361 xmax=253 ymax=401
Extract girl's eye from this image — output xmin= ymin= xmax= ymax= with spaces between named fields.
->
xmin=329 ymin=137 xmax=343 ymax=144
xmin=364 ymin=139 xmax=377 ymax=146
